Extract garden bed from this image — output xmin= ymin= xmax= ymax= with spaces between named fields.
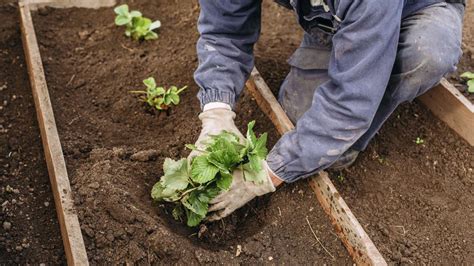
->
xmin=255 ymin=3 xmax=474 ymax=264
xmin=0 ymin=2 xmax=64 ymax=263
xmin=31 ymin=0 xmax=353 ymax=264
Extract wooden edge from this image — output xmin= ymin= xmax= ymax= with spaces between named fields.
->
xmin=24 ymin=0 xmax=116 ymax=10
xmin=246 ymin=67 xmax=387 ymax=265
xmin=19 ymin=2 xmax=89 ymax=265
xmin=419 ymin=78 xmax=474 ymax=146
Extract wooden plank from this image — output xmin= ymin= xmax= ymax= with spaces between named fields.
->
xmin=19 ymin=2 xmax=89 ymax=265
xmin=25 ymin=0 xmax=116 ymax=9
xmin=246 ymin=68 xmax=387 ymax=265
xmin=419 ymin=78 xmax=474 ymax=146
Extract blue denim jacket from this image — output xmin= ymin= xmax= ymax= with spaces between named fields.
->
xmin=194 ymin=0 xmax=444 ymax=182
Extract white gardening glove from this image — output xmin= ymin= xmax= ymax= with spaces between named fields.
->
xmin=188 ymin=103 xmax=245 ymax=161
xmin=207 ymin=160 xmax=277 ymax=221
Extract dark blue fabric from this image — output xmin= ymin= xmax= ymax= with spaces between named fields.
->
xmin=194 ymin=0 xmax=464 ymax=182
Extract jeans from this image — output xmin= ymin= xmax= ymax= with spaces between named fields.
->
xmin=279 ymin=2 xmax=465 ymax=151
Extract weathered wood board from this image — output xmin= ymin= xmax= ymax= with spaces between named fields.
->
xmin=19 ymin=1 xmax=89 ymax=265
xmin=246 ymin=68 xmax=387 ymax=265
xmin=419 ymin=78 xmax=474 ymax=146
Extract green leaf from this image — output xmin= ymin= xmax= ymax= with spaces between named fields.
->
xmin=252 ymin=132 xmax=268 ymax=158
xmin=185 ymin=208 xmax=204 ymax=227
xmin=246 ymin=120 xmax=257 ymax=148
xmin=169 ymin=93 xmax=180 ymax=105
xmin=151 ymin=182 xmax=180 ymax=201
xmin=182 ymin=192 xmax=208 ymax=217
xmin=129 ymin=10 xmax=142 ymax=18
xmin=467 ymin=79 xmax=474 ymax=94
xmin=248 ymin=153 xmax=262 ymax=172
xmin=460 ymin=71 xmax=474 ymax=79
xmin=115 ymin=15 xmax=131 ymax=26
xmin=161 ymin=158 xmax=190 ymax=191
xmin=191 ymin=156 xmax=219 ymax=184
xmin=144 ymin=31 xmax=158 ymax=40
xmin=216 ymin=172 xmax=233 ymax=190
xmin=143 ymin=77 xmax=156 ymax=90
xmin=149 ymin=20 xmax=161 ymax=30
xmin=242 ymin=162 xmax=266 ymax=184
xmin=114 ymin=4 xmax=129 ymax=16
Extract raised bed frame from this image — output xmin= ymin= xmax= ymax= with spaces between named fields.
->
xmin=18 ymin=0 xmax=473 ymax=264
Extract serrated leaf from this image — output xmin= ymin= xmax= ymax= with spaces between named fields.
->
xmin=246 ymin=120 xmax=257 ymax=148
xmin=114 ymin=4 xmax=129 ymax=16
xmin=248 ymin=153 xmax=262 ymax=172
xmin=252 ymin=132 xmax=268 ymax=158
xmin=191 ymin=156 xmax=219 ymax=184
xmin=161 ymin=158 xmax=190 ymax=191
xmin=115 ymin=15 xmax=131 ymax=26
xmin=149 ymin=20 xmax=162 ymax=30
xmin=460 ymin=71 xmax=474 ymax=79
xmin=143 ymin=77 xmax=156 ymax=90
xmin=185 ymin=208 xmax=204 ymax=227
xmin=182 ymin=191 xmax=207 ymax=217
xmin=467 ymin=79 xmax=474 ymax=93
xmin=129 ymin=10 xmax=142 ymax=18
xmin=151 ymin=182 xmax=180 ymax=201
xmin=216 ymin=172 xmax=233 ymax=190
xmin=242 ymin=162 xmax=266 ymax=184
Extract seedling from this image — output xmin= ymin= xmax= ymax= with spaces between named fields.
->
xmin=151 ymin=121 xmax=268 ymax=227
xmin=114 ymin=4 xmax=161 ymax=41
xmin=131 ymin=77 xmax=187 ymax=111
xmin=415 ymin=137 xmax=424 ymax=145
xmin=460 ymin=72 xmax=474 ymax=94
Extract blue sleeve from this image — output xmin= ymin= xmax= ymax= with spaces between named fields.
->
xmin=267 ymin=0 xmax=404 ymax=182
xmin=194 ymin=0 xmax=261 ymax=109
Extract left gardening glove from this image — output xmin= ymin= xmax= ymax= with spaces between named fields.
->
xmin=188 ymin=103 xmax=245 ymax=163
xmin=207 ymin=160 xmax=277 ymax=221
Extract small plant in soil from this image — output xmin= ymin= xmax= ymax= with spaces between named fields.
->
xmin=460 ymin=72 xmax=474 ymax=94
xmin=415 ymin=137 xmax=424 ymax=145
xmin=151 ymin=121 xmax=268 ymax=227
xmin=114 ymin=4 xmax=161 ymax=41
xmin=131 ymin=77 xmax=187 ymax=111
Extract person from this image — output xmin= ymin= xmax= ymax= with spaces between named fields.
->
xmin=191 ymin=0 xmax=466 ymax=221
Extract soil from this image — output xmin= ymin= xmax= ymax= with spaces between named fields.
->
xmin=255 ymin=2 xmax=474 ymax=265
xmin=32 ymin=0 xmax=351 ymax=264
xmin=0 ymin=1 xmax=65 ymax=264
xmin=450 ymin=3 xmax=474 ymax=102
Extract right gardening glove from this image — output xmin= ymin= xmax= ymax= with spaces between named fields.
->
xmin=207 ymin=160 xmax=278 ymax=221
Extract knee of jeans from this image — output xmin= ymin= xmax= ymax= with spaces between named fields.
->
xmin=395 ymin=43 xmax=461 ymax=100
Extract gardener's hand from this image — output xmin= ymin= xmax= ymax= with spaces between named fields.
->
xmin=188 ymin=103 xmax=245 ymax=162
xmin=207 ymin=160 xmax=282 ymax=221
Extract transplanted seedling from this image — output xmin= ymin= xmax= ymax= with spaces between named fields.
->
xmin=415 ymin=137 xmax=424 ymax=145
xmin=131 ymin=77 xmax=187 ymax=111
xmin=460 ymin=72 xmax=474 ymax=94
xmin=114 ymin=4 xmax=161 ymax=41
xmin=151 ymin=121 xmax=268 ymax=227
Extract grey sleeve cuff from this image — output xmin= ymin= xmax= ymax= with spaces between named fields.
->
xmin=198 ymin=88 xmax=236 ymax=110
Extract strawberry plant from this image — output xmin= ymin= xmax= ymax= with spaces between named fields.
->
xmin=114 ymin=4 xmax=161 ymax=41
xmin=460 ymin=72 xmax=474 ymax=94
xmin=131 ymin=77 xmax=187 ymax=111
xmin=151 ymin=121 xmax=268 ymax=227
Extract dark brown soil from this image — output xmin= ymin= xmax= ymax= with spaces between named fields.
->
xmin=256 ymin=2 xmax=474 ymax=265
xmin=450 ymin=3 xmax=474 ymax=102
xmin=32 ymin=0 xmax=351 ymax=264
xmin=0 ymin=2 xmax=65 ymax=264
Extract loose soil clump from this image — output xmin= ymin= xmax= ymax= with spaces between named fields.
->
xmin=0 ymin=2 xmax=65 ymax=264
xmin=33 ymin=0 xmax=351 ymax=264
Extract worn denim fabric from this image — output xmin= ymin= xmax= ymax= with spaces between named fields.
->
xmin=194 ymin=0 xmax=464 ymax=182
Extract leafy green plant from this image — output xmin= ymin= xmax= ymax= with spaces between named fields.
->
xmin=460 ymin=72 xmax=474 ymax=94
xmin=415 ymin=137 xmax=424 ymax=145
xmin=131 ymin=77 xmax=187 ymax=111
xmin=151 ymin=121 xmax=268 ymax=227
xmin=114 ymin=4 xmax=161 ymax=41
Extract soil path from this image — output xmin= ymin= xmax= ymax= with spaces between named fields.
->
xmin=0 ymin=2 xmax=65 ymax=264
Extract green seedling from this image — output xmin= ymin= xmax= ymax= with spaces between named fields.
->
xmin=460 ymin=72 xmax=474 ymax=94
xmin=415 ymin=137 xmax=424 ymax=145
xmin=114 ymin=4 xmax=161 ymax=41
xmin=131 ymin=77 xmax=187 ymax=111
xmin=151 ymin=121 xmax=268 ymax=227
xmin=337 ymin=174 xmax=345 ymax=183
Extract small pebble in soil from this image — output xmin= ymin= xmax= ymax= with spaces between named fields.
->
xmin=3 ymin=221 xmax=12 ymax=230
xmin=44 ymin=202 xmax=49 ymax=207
xmin=130 ymin=149 xmax=159 ymax=162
